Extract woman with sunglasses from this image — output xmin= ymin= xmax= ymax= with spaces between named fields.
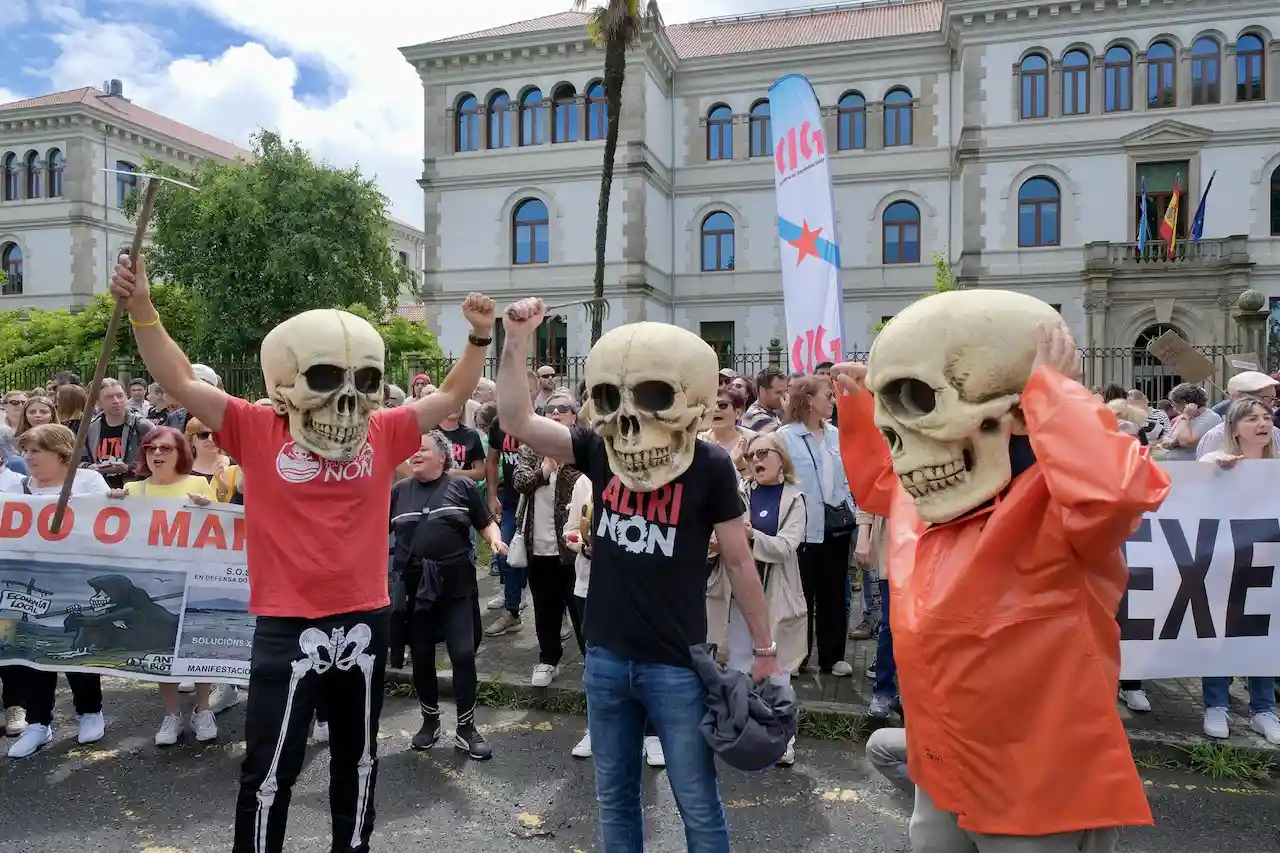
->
xmin=107 ymin=426 xmax=220 ymax=747
xmin=4 ymin=391 xmax=28 ymax=430
xmin=185 ymin=418 xmax=237 ymax=501
xmin=699 ymin=386 xmax=754 ymax=479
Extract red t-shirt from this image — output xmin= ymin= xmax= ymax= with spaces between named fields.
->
xmin=215 ymin=397 xmax=422 ymax=618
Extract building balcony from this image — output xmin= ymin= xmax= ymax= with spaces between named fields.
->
xmin=1084 ymin=235 xmax=1250 ymax=272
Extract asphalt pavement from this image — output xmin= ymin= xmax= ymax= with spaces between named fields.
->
xmin=2 ymin=678 xmax=1277 ymax=852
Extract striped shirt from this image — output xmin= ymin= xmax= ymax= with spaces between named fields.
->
xmin=741 ymin=402 xmax=781 ymax=432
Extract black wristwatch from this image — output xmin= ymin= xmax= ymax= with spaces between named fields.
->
xmin=468 ymin=332 xmax=493 ymax=348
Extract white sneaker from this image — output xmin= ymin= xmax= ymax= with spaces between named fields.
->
xmin=313 ymin=720 xmax=330 ymax=743
xmin=1250 ymin=711 xmax=1280 ymax=744
xmin=830 ymin=661 xmax=854 ymax=677
xmin=177 ymin=682 xmax=196 ymax=694
xmin=485 ymin=594 xmax=505 ymax=611
xmin=77 ymin=712 xmax=105 ymax=744
xmin=155 ymin=714 xmax=183 ymax=747
xmin=571 ymin=731 xmax=592 ymax=758
xmin=7 ymin=723 xmax=52 ymax=759
xmin=1203 ymin=706 xmax=1230 ymax=739
xmin=777 ymin=736 xmax=795 ymax=767
xmin=1120 ymin=689 xmax=1151 ymax=713
xmin=4 ymin=706 xmax=28 ymax=736
xmin=208 ymin=684 xmax=242 ymax=714
xmin=643 ymin=735 xmax=665 ymax=768
xmin=531 ymin=664 xmax=558 ymax=688
xmin=191 ymin=709 xmax=218 ymax=742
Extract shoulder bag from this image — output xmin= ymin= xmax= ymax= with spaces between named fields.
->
xmin=506 ymin=493 xmax=530 ymax=568
xmin=800 ymin=434 xmax=854 ymax=535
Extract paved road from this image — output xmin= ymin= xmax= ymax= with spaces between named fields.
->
xmin=2 ymin=679 xmax=1277 ymax=852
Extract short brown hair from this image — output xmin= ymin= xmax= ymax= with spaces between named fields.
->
xmin=784 ymin=376 xmax=827 ymax=425
xmin=19 ymin=423 xmax=76 ymax=463
xmin=55 ymin=383 xmax=88 ymax=421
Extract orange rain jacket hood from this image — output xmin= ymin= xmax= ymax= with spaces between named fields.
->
xmin=837 ymin=366 xmax=1170 ymax=836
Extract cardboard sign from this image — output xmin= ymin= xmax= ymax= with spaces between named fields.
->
xmin=1146 ymin=330 xmax=1215 ymax=385
xmin=1230 ymin=354 xmax=1260 ymax=372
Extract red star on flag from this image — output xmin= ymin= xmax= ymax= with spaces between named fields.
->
xmin=788 ymin=220 xmax=823 ymax=265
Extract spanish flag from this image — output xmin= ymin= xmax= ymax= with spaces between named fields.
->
xmin=1159 ymin=174 xmax=1182 ymax=258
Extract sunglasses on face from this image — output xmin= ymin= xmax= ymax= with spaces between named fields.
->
xmin=745 ymin=448 xmax=778 ymax=462
xmin=193 ymin=431 xmax=213 ymax=441
xmin=715 ymin=400 xmax=733 ymax=411
xmin=148 ymin=445 xmax=177 ymax=456
xmin=547 ymin=404 xmax=574 ymax=415
xmin=5 ymin=398 xmax=24 ymax=405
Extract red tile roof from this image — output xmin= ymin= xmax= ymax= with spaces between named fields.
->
xmin=0 ymin=87 xmax=250 ymax=162
xmin=393 ymin=302 xmax=428 ymax=323
xmin=430 ymin=1 xmax=942 ymax=58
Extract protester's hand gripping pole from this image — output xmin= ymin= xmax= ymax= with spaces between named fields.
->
xmin=49 ymin=171 xmax=197 ymax=534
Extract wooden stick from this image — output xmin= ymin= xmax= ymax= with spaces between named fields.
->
xmin=49 ymin=178 xmax=161 ymax=534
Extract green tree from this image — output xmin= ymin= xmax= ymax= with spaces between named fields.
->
xmin=342 ymin=303 xmax=444 ymax=361
xmin=875 ymin=252 xmax=958 ymax=332
xmin=126 ymin=130 xmax=414 ymax=356
xmin=573 ymin=0 xmax=660 ymax=344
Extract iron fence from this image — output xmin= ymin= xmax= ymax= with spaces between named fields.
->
xmin=1078 ymin=344 xmax=1241 ymax=402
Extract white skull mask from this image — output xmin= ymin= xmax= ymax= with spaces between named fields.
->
xmin=582 ymin=322 xmax=719 ymax=492
xmin=260 ymin=309 xmax=385 ymax=462
xmin=868 ymin=289 xmax=1063 ymax=523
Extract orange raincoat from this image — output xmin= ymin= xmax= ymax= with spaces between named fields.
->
xmin=837 ymin=366 xmax=1169 ymax=836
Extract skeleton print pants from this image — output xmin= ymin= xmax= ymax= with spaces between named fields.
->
xmin=232 ymin=608 xmax=389 ymax=853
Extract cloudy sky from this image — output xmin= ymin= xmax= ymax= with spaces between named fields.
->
xmin=0 ymin=0 xmax=814 ymax=223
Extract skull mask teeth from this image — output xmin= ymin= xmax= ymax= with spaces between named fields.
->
xmin=582 ymin=323 xmax=720 ymax=492
xmin=260 ymin=309 xmax=386 ymax=462
xmin=868 ymin=290 xmax=1065 ymax=523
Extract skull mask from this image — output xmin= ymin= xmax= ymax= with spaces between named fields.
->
xmin=868 ymin=289 xmax=1063 ymax=524
xmin=261 ymin=309 xmax=385 ymax=462
xmin=582 ymin=322 xmax=719 ymax=492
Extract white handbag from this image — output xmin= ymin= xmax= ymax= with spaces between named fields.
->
xmin=506 ymin=495 xmax=529 ymax=568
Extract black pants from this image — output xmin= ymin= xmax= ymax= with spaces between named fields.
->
xmin=799 ymin=535 xmax=850 ymax=670
xmin=527 ymin=555 xmax=583 ymax=667
xmin=2 ymin=665 xmax=26 ymax=708
xmin=410 ymin=595 xmax=482 ymax=728
xmin=232 ymin=608 xmax=389 ymax=853
xmin=5 ymin=668 xmax=102 ymax=726
xmin=572 ymin=595 xmax=587 ymax=656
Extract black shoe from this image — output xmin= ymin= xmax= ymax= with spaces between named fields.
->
xmin=411 ymin=718 xmax=441 ymax=750
xmin=454 ymin=725 xmax=492 ymax=760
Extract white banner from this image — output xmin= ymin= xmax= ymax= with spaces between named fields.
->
xmin=1121 ymin=461 xmax=1280 ymax=679
xmin=0 ymin=496 xmax=250 ymax=684
xmin=769 ymin=73 xmax=845 ymax=373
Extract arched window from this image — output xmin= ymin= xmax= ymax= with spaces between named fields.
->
xmin=1146 ymin=41 xmax=1176 ymax=108
xmin=837 ymin=91 xmax=866 ymax=150
xmin=706 ymin=105 xmax=733 ymax=161
xmin=1191 ymin=38 xmax=1220 ymax=105
xmin=1017 ymin=177 xmax=1061 ymax=247
xmin=700 ymin=211 xmax=735 ymax=272
xmin=397 ymin=251 xmax=409 ymax=267
xmin=487 ymin=92 xmax=512 ymax=149
xmin=882 ymin=201 xmax=920 ymax=264
xmin=456 ymin=95 xmax=481 ymax=152
xmin=748 ymin=101 xmax=772 ymax=158
xmin=47 ymin=148 xmax=64 ymax=198
xmin=23 ymin=151 xmax=41 ymax=199
xmin=1270 ymin=165 xmax=1280 ymax=236
xmin=115 ymin=161 xmax=136 ymax=208
xmin=1062 ymin=50 xmax=1090 ymax=115
xmin=884 ymin=89 xmax=913 ymax=147
xmin=520 ymin=88 xmax=548 ymax=146
xmin=1019 ymin=54 xmax=1049 ymax=119
xmin=1237 ymin=33 xmax=1266 ymax=102
xmin=512 ymin=199 xmax=549 ymax=265
xmin=586 ymin=81 xmax=607 ymax=141
xmin=552 ymin=84 xmax=578 ymax=143
xmin=2 ymin=154 xmax=17 ymax=202
xmin=1 ymin=243 xmax=22 ymax=296
xmin=1104 ymin=45 xmax=1133 ymax=112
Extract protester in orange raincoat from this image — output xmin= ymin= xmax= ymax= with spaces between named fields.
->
xmin=833 ymin=319 xmax=1170 ymax=849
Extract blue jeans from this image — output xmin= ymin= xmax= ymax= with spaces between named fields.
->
xmin=873 ymin=579 xmax=898 ymax=699
xmin=497 ymin=506 xmax=524 ymax=614
xmin=1202 ymin=676 xmax=1277 ymax=715
xmin=584 ymin=645 xmax=729 ymax=853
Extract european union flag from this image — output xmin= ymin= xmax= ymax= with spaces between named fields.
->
xmin=1190 ymin=170 xmax=1217 ymax=243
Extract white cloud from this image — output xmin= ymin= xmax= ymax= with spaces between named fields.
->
xmin=15 ymin=0 xmax=816 ymax=224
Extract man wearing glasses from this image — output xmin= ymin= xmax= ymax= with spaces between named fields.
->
xmin=3 ymin=391 xmax=27 ymax=429
xmin=533 ymin=366 xmax=557 ymax=410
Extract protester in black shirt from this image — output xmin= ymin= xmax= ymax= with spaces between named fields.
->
xmin=392 ymin=431 xmax=505 ymax=761
xmin=438 ymin=406 xmax=485 ymax=481
xmin=484 ymin=414 xmax=529 ymax=629
xmin=81 ymin=378 xmax=153 ymax=489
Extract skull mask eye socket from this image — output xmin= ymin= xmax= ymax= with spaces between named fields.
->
xmin=353 ymin=367 xmax=382 ymax=394
xmin=592 ymin=383 xmax=622 ymax=415
xmin=302 ymin=364 xmax=382 ymax=395
xmin=633 ymin=380 xmax=676 ymax=413
xmin=881 ymin=378 xmax=937 ymax=419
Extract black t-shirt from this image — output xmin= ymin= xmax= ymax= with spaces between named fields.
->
xmin=441 ymin=424 xmax=484 ymax=473
xmin=572 ymin=427 xmax=743 ymax=668
xmin=147 ymin=407 xmax=170 ymax=426
xmin=391 ymin=474 xmax=490 ymax=600
xmin=95 ymin=421 xmax=126 ymax=489
xmin=487 ymin=417 xmax=524 ymax=509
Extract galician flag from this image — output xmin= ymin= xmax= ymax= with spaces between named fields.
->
xmin=1159 ymin=174 xmax=1182 ymax=258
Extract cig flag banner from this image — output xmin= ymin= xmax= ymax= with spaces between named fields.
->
xmin=0 ymin=496 xmax=250 ymax=684
xmin=1120 ymin=461 xmax=1280 ymax=680
xmin=769 ymin=73 xmax=845 ymax=374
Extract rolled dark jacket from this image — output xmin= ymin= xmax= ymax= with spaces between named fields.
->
xmin=414 ymin=559 xmax=444 ymax=611
xmin=512 ymin=445 xmax=582 ymax=565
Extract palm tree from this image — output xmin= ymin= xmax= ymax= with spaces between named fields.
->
xmin=572 ymin=0 xmax=660 ymax=344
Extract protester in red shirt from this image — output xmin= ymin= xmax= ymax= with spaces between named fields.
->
xmin=111 ymin=256 xmax=495 ymax=853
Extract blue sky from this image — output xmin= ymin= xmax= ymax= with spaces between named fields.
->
xmin=0 ymin=0 xmax=810 ymax=222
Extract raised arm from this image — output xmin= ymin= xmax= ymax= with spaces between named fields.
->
xmin=110 ymin=256 xmax=229 ymax=430
xmin=830 ymin=363 xmax=899 ymax=519
xmin=496 ymin=299 xmax=574 ymax=463
xmin=407 ymin=295 xmax=495 ymax=433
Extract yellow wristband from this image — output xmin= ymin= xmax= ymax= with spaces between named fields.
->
xmin=129 ymin=315 xmax=161 ymax=328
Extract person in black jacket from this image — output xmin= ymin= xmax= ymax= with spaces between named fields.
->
xmin=391 ymin=431 xmax=506 ymax=760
